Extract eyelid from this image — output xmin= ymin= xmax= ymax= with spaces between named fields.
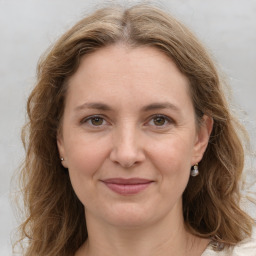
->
xmin=81 ymin=114 xmax=109 ymax=126
xmin=145 ymin=114 xmax=174 ymax=127
xmin=80 ymin=114 xmax=174 ymax=128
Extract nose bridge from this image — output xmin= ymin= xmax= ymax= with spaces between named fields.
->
xmin=110 ymin=121 xmax=144 ymax=167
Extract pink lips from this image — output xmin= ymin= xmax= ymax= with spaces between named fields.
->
xmin=101 ymin=178 xmax=153 ymax=195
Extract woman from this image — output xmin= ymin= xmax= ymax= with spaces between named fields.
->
xmin=15 ymin=4 xmax=255 ymax=256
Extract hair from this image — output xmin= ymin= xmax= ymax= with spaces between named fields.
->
xmin=14 ymin=3 xmax=254 ymax=256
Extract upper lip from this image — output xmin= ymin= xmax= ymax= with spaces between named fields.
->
xmin=101 ymin=178 xmax=153 ymax=185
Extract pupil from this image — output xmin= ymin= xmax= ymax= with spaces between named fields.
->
xmin=92 ymin=117 xmax=103 ymax=125
xmin=154 ymin=117 xmax=165 ymax=126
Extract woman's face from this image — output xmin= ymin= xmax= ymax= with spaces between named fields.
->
xmin=57 ymin=45 xmax=212 ymax=228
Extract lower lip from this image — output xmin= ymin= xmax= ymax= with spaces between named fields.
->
xmin=103 ymin=182 xmax=152 ymax=195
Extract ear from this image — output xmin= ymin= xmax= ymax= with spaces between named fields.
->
xmin=57 ymin=132 xmax=68 ymax=168
xmin=191 ymin=115 xmax=213 ymax=165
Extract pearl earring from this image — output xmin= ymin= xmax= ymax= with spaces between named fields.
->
xmin=60 ymin=157 xmax=64 ymax=161
xmin=191 ymin=164 xmax=199 ymax=177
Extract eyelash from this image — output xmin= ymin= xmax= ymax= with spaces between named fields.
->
xmin=81 ymin=114 xmax=174 ymax=129
xmin=81 ymin=115 xmax=108 ymax=127
xmin=146 ymin=114 xmax=173 ymax=128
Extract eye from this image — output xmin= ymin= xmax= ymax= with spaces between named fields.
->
xmin=152 ymin=116 xmax=166 ymax=126
xmin=81 ymin=115 xmax=107 ymax=127
xmin=147 ymin=115 xmax=173 ymax=128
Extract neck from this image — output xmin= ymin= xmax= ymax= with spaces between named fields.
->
xmin=76 ymin=204 xmax=209 ymax=256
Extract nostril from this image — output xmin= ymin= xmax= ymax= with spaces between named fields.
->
xmin=111 ymin=156 xmax=138 ymax=168
xmin=109 ymin=132 xmax=146 ymax=168
xmin=109 ymin=148 xmax=143 ymax=168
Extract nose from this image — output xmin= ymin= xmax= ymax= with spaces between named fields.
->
xmin=109 ymin=125 xmax=146 ymax=168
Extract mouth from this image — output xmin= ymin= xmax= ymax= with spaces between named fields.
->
xmin=101 ymin=178 xmax=154 ymax=195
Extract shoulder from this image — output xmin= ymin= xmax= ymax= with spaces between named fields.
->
xmin=201 ymin=225 xmax=256 ymax=256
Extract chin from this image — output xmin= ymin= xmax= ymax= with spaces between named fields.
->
xmin=98 ymin=202 xmax=162 ymax=228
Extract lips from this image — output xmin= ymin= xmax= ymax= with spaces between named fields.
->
xmin=101 ymin=178 xmax=153 ymax=195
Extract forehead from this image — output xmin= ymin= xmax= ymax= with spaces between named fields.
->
xmin=65 ymin=44 xmax=192 ymax=111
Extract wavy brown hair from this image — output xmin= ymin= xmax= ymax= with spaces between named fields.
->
xmin=14 ymin=4 xmax=254 ymax=255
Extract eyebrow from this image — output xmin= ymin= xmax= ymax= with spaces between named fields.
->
xmin=141 ymin=102 xmax=181 ymax=112
xmin=75 ymin=102 xmax=181 ymax=112
xmin=75 ymin=102 xmax=113 ymax=111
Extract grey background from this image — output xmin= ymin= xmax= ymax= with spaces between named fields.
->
xmin=1 ymin=0 xmax=256 ymax=254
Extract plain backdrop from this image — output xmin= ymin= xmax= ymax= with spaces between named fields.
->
xmin=0 ymin=0 xmax=256 ymax=255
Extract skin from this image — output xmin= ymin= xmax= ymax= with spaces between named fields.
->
xmin=57 ymin=44 xmax=213 ymax=256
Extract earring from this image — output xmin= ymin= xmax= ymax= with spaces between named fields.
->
xmin=60 ymin=157 xmax=64 ymax=161
xmin=191 ymin=164 xmax=199 ymax=177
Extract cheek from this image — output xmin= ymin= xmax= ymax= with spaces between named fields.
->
xmin=65 ymin=131 xmax=109 ymax=171
xmin=149 ymin=134 xmax=194 ymax=190
xmin=64 ymin=135 xmax=110 ymax=196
